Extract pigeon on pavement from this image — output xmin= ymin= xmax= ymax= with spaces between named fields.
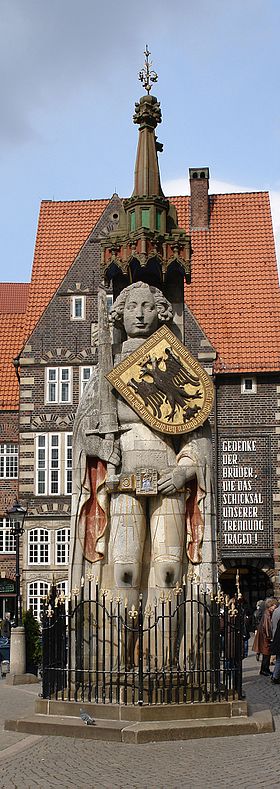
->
xmin=80 ymin=708 xmax=96 ymax=725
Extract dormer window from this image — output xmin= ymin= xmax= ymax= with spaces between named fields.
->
xmin=71 ymin=295 xmax=85 ymax=320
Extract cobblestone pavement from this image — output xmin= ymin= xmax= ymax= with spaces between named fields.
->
xmin=0 ymin=646 xmax=280 ymax=789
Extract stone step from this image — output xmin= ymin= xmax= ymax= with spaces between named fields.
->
xmin=35 ymin=697 xmax=248 ymax=722
xmin=5 ymin=714 xmax=125 ymax=742
xmin=5 ymin=708 xmax=274 ymax=743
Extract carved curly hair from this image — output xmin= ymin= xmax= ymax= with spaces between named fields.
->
xmin=111 ymin=282 xmax=173 ymax=327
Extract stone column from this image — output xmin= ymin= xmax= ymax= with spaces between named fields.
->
xmin=9 ymin=626 xmax=26 ymax=675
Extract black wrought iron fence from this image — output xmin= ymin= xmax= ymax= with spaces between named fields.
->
xmin=42 ymin=579 xmax=244 ymax=705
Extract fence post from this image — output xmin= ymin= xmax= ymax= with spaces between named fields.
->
xmin=235 ymin=599 xmax=243 ymax=698
xmin=138 ymin=595 xmax=143 ymax=705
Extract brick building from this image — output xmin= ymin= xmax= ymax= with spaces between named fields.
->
xmin=1 ymin=89 xmax=280 ymax=619
xmin=0 ymin=283 xmax=29 ymax=618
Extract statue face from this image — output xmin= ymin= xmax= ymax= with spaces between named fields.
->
xmin=123 ymin=287 xmax=158 ymax=338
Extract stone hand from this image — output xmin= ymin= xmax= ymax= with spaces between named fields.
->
xmin=158 ymin=467 xmax=188 ymax=495
xmin=109 ymin=442 xmax=121 ymax=468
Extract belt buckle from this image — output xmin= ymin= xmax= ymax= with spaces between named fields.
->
xmin=135 ymin=468 xmax=158 ymax=496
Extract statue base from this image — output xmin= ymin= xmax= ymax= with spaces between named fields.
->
xmin=5 ymin=698 xmax=273 ymax=742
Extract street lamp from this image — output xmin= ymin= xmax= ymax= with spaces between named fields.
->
xmin=6 ymin=500 xmax=27 ymax=627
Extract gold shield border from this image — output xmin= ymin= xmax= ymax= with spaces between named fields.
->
xmin=106 ymin=325 xmax=214 ymax=434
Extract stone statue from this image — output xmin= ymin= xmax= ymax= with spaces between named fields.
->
xmin=69 ymin=282 xmax=216 ymax=606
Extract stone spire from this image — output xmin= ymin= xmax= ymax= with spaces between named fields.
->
xmin=132 ymin=94 xmax=164 ymax=198
xmin=100 ymin=48 xmax=191 ymax=292
xmin=132 ymin=46 xmax=164 ymax=198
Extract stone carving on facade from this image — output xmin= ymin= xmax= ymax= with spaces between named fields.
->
xmin=31 ymin=413 xmax=75 ymax=430
xmin=28 ymin=502 xmax=71 ymax=516
xmin=40 ymin=348 xmax=77 ymax=364
xmin=69 ymin=283 xmax=216 ymax=609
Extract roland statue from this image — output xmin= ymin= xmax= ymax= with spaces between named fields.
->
xmin=69 ymin=282 xmax=216 ymax=606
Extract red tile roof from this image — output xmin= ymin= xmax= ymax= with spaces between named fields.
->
xmin=179 ymin=192 xmax=280 ymax=373
xmin=0 ymin=284 xmax=29 ymax=409
xmin=24 ymin=200 xmax=108 ymax=336
xmin=2 ymin=190 xmax=280 ymax=410
xmin=0 ymin=283 xmax=29 ymax=314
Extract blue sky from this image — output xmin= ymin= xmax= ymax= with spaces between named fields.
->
xmin=1 ymin=0 xmax=280 ymax=283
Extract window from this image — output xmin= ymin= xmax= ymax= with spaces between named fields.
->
xmin=35 ymin=433 xmax=72 ymax=496
xmin=0 ymin=518 xmax=16 ymax=553
xmin=55 ymin=529 xmax=71 ymax=565
xmin=130 ymin=210 xmax=136 ymax=231
xmin=80 ymin=366 xmax=93 ymax=397
xmin=28 ymin=528 xmax=50 ymax=565
xmin=141 ymin=208 xmax=150 ymax=228
xmin=45 ymin=368 xmax=72 ymax=404
xmin=241 ymin=377 xmax=257 ymax=394
xmin=156 ymin=209 xmax=162 ymax=231
xmin=0 ymin=444 xmax=18 ymax=478
xmin=27 ymin=580 xmax=50 ymax=621
xmin=106 ymin=294 xmax=113 ymax=313
xmin=71 ymin=295 xmax=85 ymax=320
xmin=65 ymin=434 xmax=72 ymax=494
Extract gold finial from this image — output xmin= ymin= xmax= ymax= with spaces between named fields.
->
xmin=138 ymin=45 xmax=158 ymax=94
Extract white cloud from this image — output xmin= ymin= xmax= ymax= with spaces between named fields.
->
xmin=163 ymin=176 xmax=280 ymax=275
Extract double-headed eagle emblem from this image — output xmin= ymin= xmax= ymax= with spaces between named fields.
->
xmin=106 ymin=326 xmax=214 ymax=435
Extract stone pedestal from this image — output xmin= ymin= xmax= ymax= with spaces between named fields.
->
xmin=10 ymin=626 xmax=26 ymax=675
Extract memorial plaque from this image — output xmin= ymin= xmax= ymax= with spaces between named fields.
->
xmin=219 ymin=435 xmax=273 ymax=556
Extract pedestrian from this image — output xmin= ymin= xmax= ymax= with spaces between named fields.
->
xmin=253 ymin=600 xmax=265 ymax=630
xmin=271 ymin=613 xmax=280 ymax=684
xmin=253 ymin=600 xmax=265 ymax=661
xmin=271 ymin=599 xmax=280 ymax=638
xmin=1 ymin=613 xmax=11 ymax=640
xmin=252 ymin=597 xmax=278 ymax=676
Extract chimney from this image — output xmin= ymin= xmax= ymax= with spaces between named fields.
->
xmin=189 ymin=167 xmax=209 ymax=230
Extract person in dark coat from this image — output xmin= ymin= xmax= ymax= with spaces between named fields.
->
xmin=252 ymin=598 xmax=278 ymax=676
xmin=253 ymin=600 xmax=265 ymax=630
xmin=1 ymin=613 xmax=11 ymax=640
xmin=271 ymin=617 xmax=280 ymax=683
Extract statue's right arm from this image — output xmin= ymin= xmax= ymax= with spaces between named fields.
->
xmin=73 ymin=366 xmax=120 ymax=467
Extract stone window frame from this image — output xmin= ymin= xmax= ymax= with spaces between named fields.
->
xmin=45 ymin=367 xmax=72 ymax=405
xmin=28 ymin=528 xmax=50 ymax=565
xmin=70 ymin=295 xmax=85 ymax=321
xmin=27 ymin=580 xmax=50 ymax=621
xmin=0 ymin=517 xmax=16 ymax=553
xmin=0 ymin=443 xmax=18 ymax=479
xmin=55 ymin=529 xmax=71 ymax=566
xmin=79 ymin=365 xmax=93 ymax=398
xmin=241 ymin=376 xmax=257 ymax=394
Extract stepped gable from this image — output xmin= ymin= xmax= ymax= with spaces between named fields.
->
xmin=0 ymin=283 xmax=29 ymax=409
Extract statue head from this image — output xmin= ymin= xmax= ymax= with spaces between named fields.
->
xmin=111 ymin=282 xmax=173 ymax=339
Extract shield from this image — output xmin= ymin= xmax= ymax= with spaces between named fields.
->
xmin=106 ymin=325 xmax=214 ymax=435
